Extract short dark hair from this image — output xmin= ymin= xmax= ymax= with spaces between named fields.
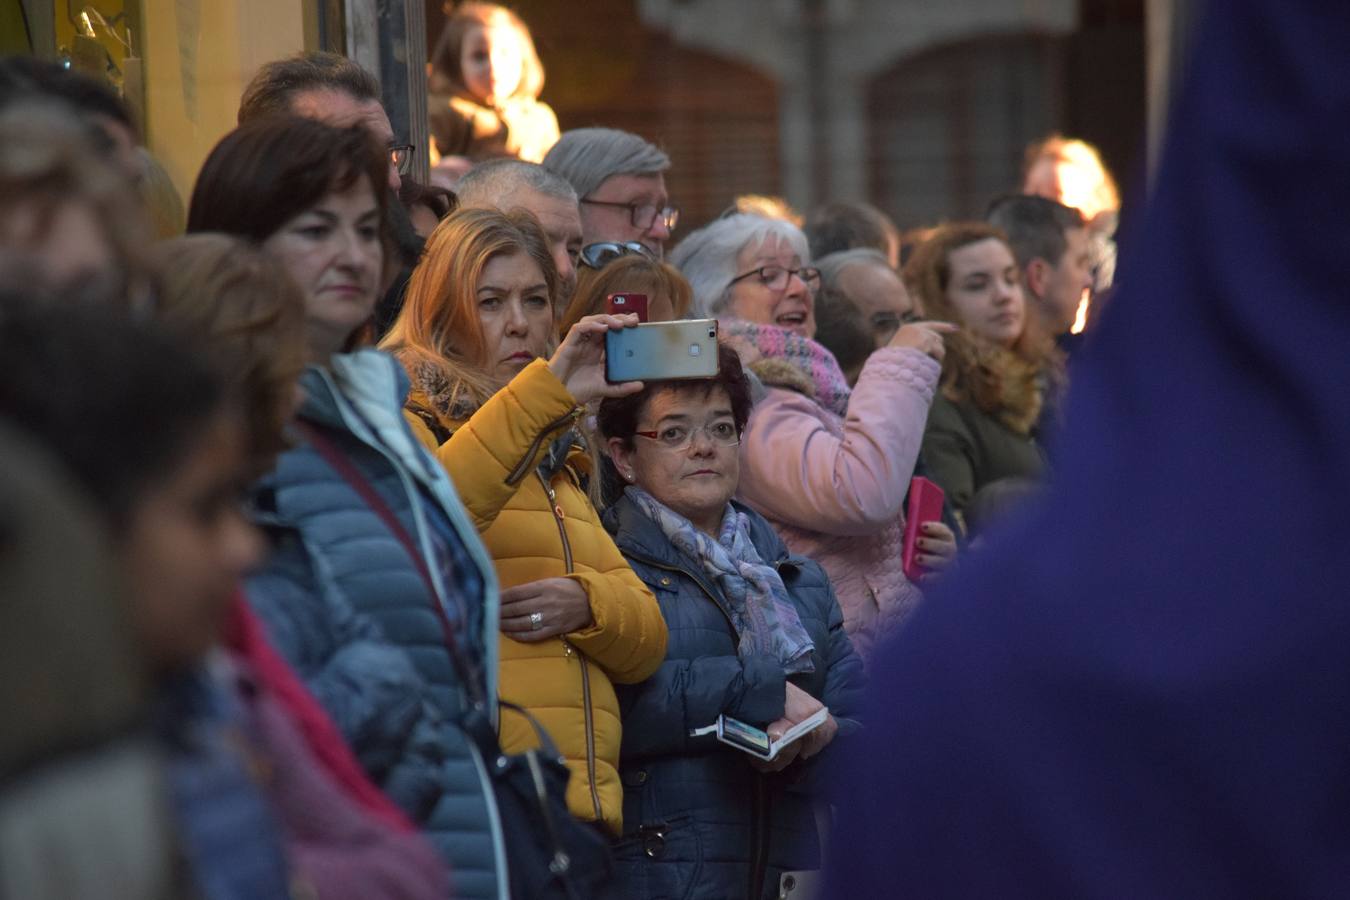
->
xmin=398 ymin=179 xmax=457 ymax=221
xmin=812 ymin=287 xmax=873 ymax=380
xmin=985 ymin=193 xmax=1085 ymax=269
xmin=237 ymin=52 xmax=381 ymax=125
xmin=0 ymin=299 xmax=223 ymax=527
xmin=596 ymin=343 xmax=753 ymax=446
xmin=0 ymin=56 xmax=134 ymax=129
xmin=187 ymin=116 xmax=389 ymax=247
xmin=803 ymin=201 xmax=899 ymax=261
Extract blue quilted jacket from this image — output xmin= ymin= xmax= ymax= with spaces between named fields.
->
xmin=603 ymin=495 xmax=866 ymax=900
xmin=245 ymin=350 xmax=508 ymax=900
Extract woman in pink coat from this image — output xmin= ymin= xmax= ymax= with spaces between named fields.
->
xmin=670 ymin=213 xmax=958 ymax=659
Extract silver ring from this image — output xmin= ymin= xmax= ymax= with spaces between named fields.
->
xmin=529 ymin=611 xmax=544 ymax=630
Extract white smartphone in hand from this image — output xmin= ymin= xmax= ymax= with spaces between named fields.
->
xmin=690 ymin=708 xmax=829 ymax=761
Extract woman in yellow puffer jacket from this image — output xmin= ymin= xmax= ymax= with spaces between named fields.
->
xmin=380 ymin=207 xmax=667 ymax=836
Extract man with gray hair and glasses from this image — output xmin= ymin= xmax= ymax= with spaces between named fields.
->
xmin=542 ymin=127 xmax=678 ymax=259
xmin=816 ymin=248 xmax=923 ymax=350
xmin=456 ymin=158 xmax=584 ymax=308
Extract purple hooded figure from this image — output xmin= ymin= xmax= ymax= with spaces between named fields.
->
xmin=825 ymin=2 xmax=1350 ymax=897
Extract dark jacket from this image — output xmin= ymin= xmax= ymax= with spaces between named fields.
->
xmin=245 ymin=350 xmax=508 ymax=900
xmin=921 ymin=393 xmax=1046 ymax=531
xmin=603 ymin=495 xmax=865 ymax=900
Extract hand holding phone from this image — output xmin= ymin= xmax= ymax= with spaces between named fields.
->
xmin=902 ymin=476 xmax=946 ymax=582
xmin=548 ymin=313 xmax=645 ymax=404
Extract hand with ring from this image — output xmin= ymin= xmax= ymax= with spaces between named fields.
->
xmin=500 ymin=577 xmax=594 ymax=642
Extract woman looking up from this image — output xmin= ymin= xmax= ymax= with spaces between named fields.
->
xmin=597 ymin=345 xmax=864 ymax=900
xmin=381 ymin=206 xmax=667 ymax=840
xmin=904 ymin=222 xmax=1050 ymax=534
xmin=187 ymin=116 xmax=510 ymax=900
xmin=671 ymin=213 xmax=958 ymax=660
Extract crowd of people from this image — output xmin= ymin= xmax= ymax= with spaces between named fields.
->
xmin=0 ymin=4 xmax=1122 ymax=897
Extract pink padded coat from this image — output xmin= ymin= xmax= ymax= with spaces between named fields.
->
xmin=736 ymin=346 xmax=941 ymax=660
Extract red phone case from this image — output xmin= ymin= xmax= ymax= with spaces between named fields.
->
xmin=901 ymin=476 xmax=946 ymax=582
xmin=606 ymin=292 xmax=649 ymax=322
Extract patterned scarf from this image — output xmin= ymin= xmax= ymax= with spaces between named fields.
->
xmin=718 ymin=319 xmax=852 ymax=418
xmin=627 ymin=487 xmax=815 ymax=674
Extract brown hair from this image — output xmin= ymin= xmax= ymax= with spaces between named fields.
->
xmin=380 ymin=206 xmax=557 ymax=415
xmin=561 ymin=254 xmax=692 ymax=333
xmin=430 ymin=2 xmax=545 ymax=103
xmin=187 ymin=116 xmax=395 ymax=348
xmin=0 ymin=104 xmax=151 ymax=305
xmin=237 ymin=52 xmax=382 ymax=125
xmin=903 ymin=222 xmax=1053 ymax=433
xmin=151 ymin=234 xmax=307 ymax=475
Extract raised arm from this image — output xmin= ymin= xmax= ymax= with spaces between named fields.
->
xmin=737 ymin=346 xmax=940 ymax=536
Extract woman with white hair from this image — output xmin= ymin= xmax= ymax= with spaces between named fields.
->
xmin=670 ymin=213 xmax=958 ymax=659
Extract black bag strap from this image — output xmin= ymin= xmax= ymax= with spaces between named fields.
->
xmin=295 ymin=419 xmax=477 ymax=692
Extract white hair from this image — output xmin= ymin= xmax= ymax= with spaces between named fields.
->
xmin=541 ymin=127 xmax=669 ymax=200
xmin=455 ymin=158 xmax=577 ymax=208
xmin=668 ymin=213 xmax=811 ymax=318
xmin=815 ymin=247 xmax=891 ymax=291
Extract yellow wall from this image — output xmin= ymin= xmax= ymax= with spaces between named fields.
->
xmin=140 ymin=0 xmax=308 ymax=204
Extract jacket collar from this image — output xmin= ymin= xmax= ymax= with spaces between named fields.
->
xmin=604 ymin=492 xmax=793 ymax=571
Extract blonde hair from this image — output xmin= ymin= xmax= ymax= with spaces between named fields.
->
xmin=431 ymin=2 xmax=546 ymax=103
xmin=151 ymin=234 xmax=307 ymax=473
xmin=381 ymin=206 xmax=557 ymax=414
xmin=1022 ymin=134 xmax=1120 ymax=223
xmin=561 ymin=254 xmax=692 ymax=332
xmin=904 ymin=222 xmax=1055 ymax=434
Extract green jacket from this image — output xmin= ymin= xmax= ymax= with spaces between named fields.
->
xmin=921 ymin=394 xmax=1045 ymax=533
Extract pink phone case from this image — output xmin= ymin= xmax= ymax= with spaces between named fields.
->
xmin=902 ymin=476 xmax=945 ymax=582
xmin=606 ymin=292 xmax=649 ymax=322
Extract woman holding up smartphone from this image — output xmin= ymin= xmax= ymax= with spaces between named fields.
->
xmin=671 ymin=213 xmax=959 ymax=661
xmin=380 ymin=206 xmax=668 ymax=840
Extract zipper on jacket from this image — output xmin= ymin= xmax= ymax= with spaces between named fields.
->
xmin=505 ymin=408 xmax=582 ymax=486
xmin=537 ymin=470 xmax=603 ymax=822
xmin=749 ymin=773 xmax=771 ymax=899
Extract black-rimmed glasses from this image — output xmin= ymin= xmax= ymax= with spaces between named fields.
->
xmin=727 ymin=265 xmax=821 ymax=293
xmin=579 ymin=241 xmax=656 ymax=270
xmin=580 ymin=198 xmax=680 ymax=232
xmin=389 ymin=144 xmax=414 ymax=176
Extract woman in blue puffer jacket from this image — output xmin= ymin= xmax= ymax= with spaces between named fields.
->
xmin=596 ymin=345 xmax=866 ymax=900
xmin=187 ymin=116 xmax=509 ymax=900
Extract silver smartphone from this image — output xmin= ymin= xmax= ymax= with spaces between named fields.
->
xmin=605 ymin=319 xmax=719 ymax=383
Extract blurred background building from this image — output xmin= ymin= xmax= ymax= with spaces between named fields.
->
xmin=5 ymin=0 xmax=1194 ymax=231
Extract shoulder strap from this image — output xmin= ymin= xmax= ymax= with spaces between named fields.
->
xmin=293 ymin=419 xmax=476 ymax=689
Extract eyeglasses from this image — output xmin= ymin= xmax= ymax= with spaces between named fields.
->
xmin=870 ymin=310 xmax=924 ymax=336
xmin=728 ymin=265 xmax=821 ymax=293
xmin=580 ymin=198 xmax=680 ymax=232
xmin=579 ymin=241 xmax=656 ymax=270
xmin=634 ymin=420 xmax=741 ymax=452
xmin=389 ymin=144 xmax=414 ymax=176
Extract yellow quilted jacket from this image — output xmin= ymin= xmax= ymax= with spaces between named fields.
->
xmin=402 ymin=359 xmax=667 ymax=835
